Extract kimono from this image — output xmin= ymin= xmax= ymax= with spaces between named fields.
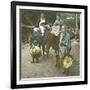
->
xmin=59 ymin=31 xmax=71 ymax=58
xmin=31 ymin=31 xmax=42 ymax=47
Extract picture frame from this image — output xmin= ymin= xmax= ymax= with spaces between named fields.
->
xmin=11 ymin=1 xmax=88 ymax=89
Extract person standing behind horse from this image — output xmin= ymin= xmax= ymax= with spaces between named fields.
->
xmin=59 ymin=26 xmax=71 ymax=59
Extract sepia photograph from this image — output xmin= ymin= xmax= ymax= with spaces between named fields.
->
xmin=20 ymin=9 xmax=80 ymax=79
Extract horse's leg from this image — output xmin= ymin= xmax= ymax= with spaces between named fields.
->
xmin=46 ymin=44 xmax=50 ymax=57
xmin=55 ymin=48 xmax=61 ymax=67
xmin=42 ymin=44 xmax=45 ymax=55
xmin=36 ymin=58 xmax=39 ymax=63
xmin=55 ymin=54 xmax=60 ymax=67
xmin=31 ymin=57 xmax=35 ymax=63
xmin=33 ymin=58 xmax=35 ymax=63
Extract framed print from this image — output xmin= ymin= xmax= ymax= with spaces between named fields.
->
xmin=11 ymin=1 xmax=88 ymax=89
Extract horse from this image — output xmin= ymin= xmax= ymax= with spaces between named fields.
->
xmin=30 ymin=25 xmax=60 ymax=65
xmin=42 ymin=32 xmax=59 ymax=54
xmin=42 ymin=24 xmax=62 ymax=56
xmin=41 ymin=29 xmax=61 ymax=67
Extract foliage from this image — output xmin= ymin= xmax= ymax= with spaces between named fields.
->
xmin=20 ymin=9 xmax=80 ymax=29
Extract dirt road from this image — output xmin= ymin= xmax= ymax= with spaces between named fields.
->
xmin=21 ymin=41 xmax=80 ymax=79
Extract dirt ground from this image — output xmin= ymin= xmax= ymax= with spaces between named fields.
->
xmin=21 ymin=40 xmax=80 ymax=79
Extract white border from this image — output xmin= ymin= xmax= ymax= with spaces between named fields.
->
xmin=16 ymin=6 xmax=85 ymax=85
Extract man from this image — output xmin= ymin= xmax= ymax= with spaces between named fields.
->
xmin=53 ymin=15 xmax=60 ymax=26
xmin=53 ymin=15 xmax=64 ymax=26
xmin=39 ymin=13 xmax=46 ymax=36
xmin=59 ymin=26 xmax=71 ymax=59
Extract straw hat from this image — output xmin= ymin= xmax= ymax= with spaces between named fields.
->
xmin=63 ymin=56 xmax=73 ymax=69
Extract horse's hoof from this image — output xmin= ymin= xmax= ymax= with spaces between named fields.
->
xmin=44 ymin=52 xmax=47 ymax=55
xmin=36 ymin=61 xmax=39 ymax=63
xmin=31 ymin=61 xmax=34 ymax=63
xmin=55 ymin=64 xmax=57 ymax=67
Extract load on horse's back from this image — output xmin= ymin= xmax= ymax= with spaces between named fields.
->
xmin=51 ymin=15 xmax=64 ymax=36
xmin=51 ymin=25 xmax=60 ymax=36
